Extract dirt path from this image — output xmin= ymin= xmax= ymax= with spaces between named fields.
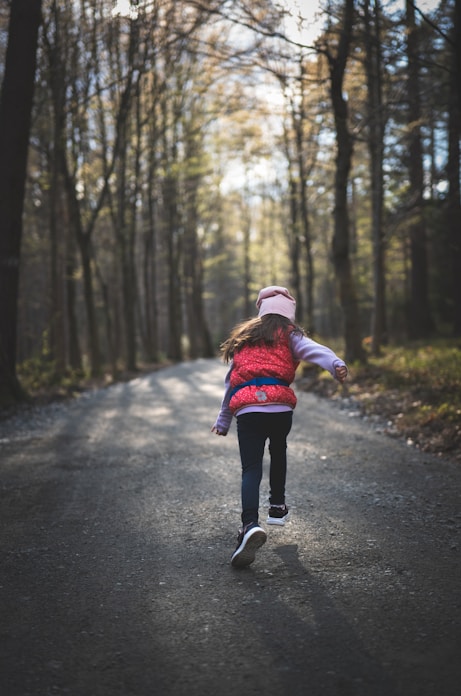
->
xmin=1 ymin=358 xmax=460 ymax=696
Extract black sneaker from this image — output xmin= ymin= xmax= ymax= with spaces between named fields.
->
xmin=266 ymin=504 xmax=289 ymax=526
xmin=231 ymin=523 xmax=267 ymax=568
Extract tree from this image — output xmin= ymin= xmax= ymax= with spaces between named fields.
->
xmin=320 ymin=0 xmax=367 ymax=363
xmin=183 ymin=124 xmax=214 ymax=359
xmin=42 ymin=0 xmax=82 ymax=375
xmin=105 ymin=10 xmax=146 ymax=372
xmin=363 ymin=0 xmax=387 ymax=354
xmin=279 ymin=57 xmax=318 ymax=332
xmin=448 ymin=0 xmax=461 ymax=335
xmin=0 ymin=0 xmax=42 ymax=403
xmin=405 ymin=0 xmax=434 ymax=338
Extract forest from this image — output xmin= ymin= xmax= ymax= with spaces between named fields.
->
xmin=0 ymin=0 xmax=460 ymax=405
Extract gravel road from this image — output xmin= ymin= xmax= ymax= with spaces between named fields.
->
xmin=1 ymin=358 xmax=460 ymax=696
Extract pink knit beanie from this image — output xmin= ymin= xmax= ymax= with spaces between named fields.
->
xmin=256 ymin=286 xmax=296 ymax=322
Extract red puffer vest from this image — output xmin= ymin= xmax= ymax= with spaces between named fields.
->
xmin=229 ymin=331 xmax=299 ymax=413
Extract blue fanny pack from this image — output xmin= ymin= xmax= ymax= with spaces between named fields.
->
xmin=229 ymin=376 xmax=290 ymax=399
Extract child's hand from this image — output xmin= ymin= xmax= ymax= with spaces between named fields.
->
xmin=335 ymin=365 xmax=348 ymax=383
xmin=211 ymin=425 xmax=227 ymax=436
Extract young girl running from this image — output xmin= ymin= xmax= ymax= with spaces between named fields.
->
xmin=211 ymin=286 xmax=348 ymax=568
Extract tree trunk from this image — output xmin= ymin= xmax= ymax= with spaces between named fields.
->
xmin=60 ymin=151 xmax=102 ymax=377
xmin=159 ymin=80 xmax=183 ymax=362
xmin=48 ymin=169 xmax=66 ymax=374
xmin=328 ymin=0 xmax=367 ymax=364
xmin=141 ymin=80 xmax=160 ymax=363
xmin=448 ymin=0 xmax=461 ymax=336
xmin=65 ymin=241 xmax=82 ymax=373
xmin=0 ymin=0 xmax=42 ymax=403
xmin=183 ymin=133 xmax=213 ymax=359
xmin=364 ymin=0 xmax=387 ymax=354
xmin=288 ymin=172 xmax=302 ymax=320
xmin=46 ymin=0 xmax=67 ymax=375
xmin=281 ymin=119 xmax=302 ymax=320
xmin=114 ymin=117 xmax=137 ymax=374
xmin=143 ymin=178 xmax=159 ymax=362
xmin=406 ymin=0 xmax=434 ymax=339
xmin=242 ymin=175 xmax=252 ymax=319
xmin=296 ymin=66 xmax=314 ymax=334
xmin=164 ymin=172 xmax=183 ymax=361
xmin=95 ymin=261 xmax=117 ymax=379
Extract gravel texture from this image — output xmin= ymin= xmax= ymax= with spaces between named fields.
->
xmin=1 ymin=358 xmax=460 ymax=696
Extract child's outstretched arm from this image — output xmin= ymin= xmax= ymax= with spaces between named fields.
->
xmin=291 ymin=333 xmax=348 ymax=380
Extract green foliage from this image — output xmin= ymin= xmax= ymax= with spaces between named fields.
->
xmin=361 ymin=342 xmax=461 ymax=414
xmin=17 ymin=332 xmax=87 ymax=397
xmin=348 ymin=340 xmax=461 ymax=458
xmin=18 ymin=356 xmax=87 ymax=396
xmin=18 ymin=356 xmax=57 ymax=392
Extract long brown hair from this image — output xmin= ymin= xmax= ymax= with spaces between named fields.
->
xmin=220 ymin=314 xmax=305 ymax=363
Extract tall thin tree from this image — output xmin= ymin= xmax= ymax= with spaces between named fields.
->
xmin=321 ymin=0 xmax=367 ymax=363
xmin=406 ymin=0 xmax=434 ymax=338
xmin=0 ymin=0 xmax=42 ymax=403
xmin=448 ymin=0 xmax=461 ymax=335
xmin=363 ymin=0 xmax=387 ymax=354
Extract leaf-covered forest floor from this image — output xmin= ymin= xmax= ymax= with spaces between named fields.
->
xmin=2 ymin=342 xmax=460 ymax=464
xmin=303 ymin=340 xmax=461 ymax=464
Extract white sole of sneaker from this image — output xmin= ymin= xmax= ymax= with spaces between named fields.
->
xmin=266 ymin=517 xmax=286 ymax=527
xmin=231 ymin=527 xmax=267 ymax=568
xmin=266 ymin=516 xmax=288 ymax=525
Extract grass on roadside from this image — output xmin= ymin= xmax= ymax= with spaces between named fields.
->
xmin=302 ymin=340 xmax=461 ymax=462
xmin=14 ymin=356 xmax=168 ymax=407
xmin=17 ymin=356 xmax=89 ymax=397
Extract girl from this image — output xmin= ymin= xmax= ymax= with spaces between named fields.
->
xmin=211 ymin=286 xmax=348 ymax=568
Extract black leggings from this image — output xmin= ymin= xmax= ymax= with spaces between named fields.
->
xmin=236 ymin=411 xmax=293 ymax=526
